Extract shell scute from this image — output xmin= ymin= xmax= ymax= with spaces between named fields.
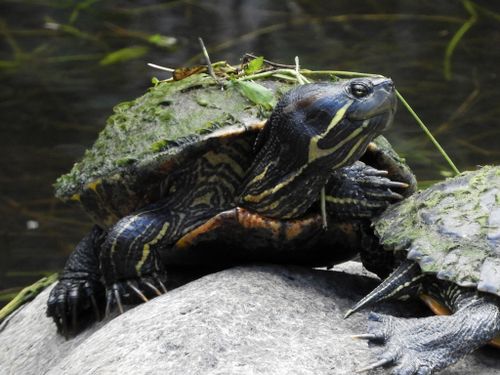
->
xmin=478 ymin=257 xmax=500 ymax=295
xmin=54 ymin=74 xmax=293 ymax=225
xmin=375 ymin=165 xmax=500 ymax=297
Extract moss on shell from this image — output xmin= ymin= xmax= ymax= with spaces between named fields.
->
xmin=374 ymin=166 xmax=500 ymax=294
xmin=54 ymin=73 xmax=294 ymax=198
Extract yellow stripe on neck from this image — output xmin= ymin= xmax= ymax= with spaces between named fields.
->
xmin=331 ymin=134 xmax=368 ymax=170
xmin=308 ymin=101 xmax=353 ymax=163
xmin=136 ymin=221 xmax=170 ymax=275
xmin=243 ymin=164 xmax=307 ymax=203
xmin=250 ymin=163 xmax=272 ymax=185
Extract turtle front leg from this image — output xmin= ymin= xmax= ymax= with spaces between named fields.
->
xmin=325 ymin=161 xmax=408 ymax=220
xmin=357 ymin=294 xmax=500 ymax=374
xmin=99 ymin=212 xmax=170 ymax=314
xmin=47 ymin=225 xmax=106 ymax=337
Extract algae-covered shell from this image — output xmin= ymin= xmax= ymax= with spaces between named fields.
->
xmin=374 ymin=165 xmax=500 ymax=297
xmin=55 ymin=74 xmax=294 ymax=226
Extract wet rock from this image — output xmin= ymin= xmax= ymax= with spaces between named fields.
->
xmin=1 ymin=263 xmax=499 ymax=375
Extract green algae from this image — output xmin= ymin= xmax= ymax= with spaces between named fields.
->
xmin=54 ymin=73 xmax=294 ymax=198
xmin=374 ymin=166 xmax=500 ymax=293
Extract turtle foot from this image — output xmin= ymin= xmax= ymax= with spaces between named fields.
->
xmin=326 ymin=161 xmax=408 ymax=220
xmin=105 ymin=273 xmax=168 ymax=315
xmin=356 ymin=312 xmax=467 ymax=375
xmin=47 ymin=276 xmax=105 ymax=338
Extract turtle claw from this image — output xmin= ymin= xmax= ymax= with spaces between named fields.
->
xmin=69 ymin=292 xmax=78 ymax=333
xmin=58 ymin=299 xmax=69 ymax=339
xmin=326 ymin=161 xmax=411 ymax=220
xmin=386 ymin=180 xmax=409 ymax=189
xmin=357 ymin=356 xmax=395 ymax=373
xmin=104 ymin=289 xmax=113 ymax=317
xmin=144 ymin=280 xmax=162 ymax=296
xmin=154 ymin=274 xmax=168 ymax=293
xmin=126 ymin=280 xmax=149 ymax=303
xmin=104 ymin=273 xmax=168 ymax=315
xmin=113 ymin=286 xmax=124 ymax=314
xmin=391 ymin=363 xmax=430 ymax=375
xmin=414 ymin=367 xmax=432 ymax=375
xmin=362 ymin=166 xmax=389 ymax=177
xmin=105 ymin=284 xmax=125 ymax=316
xmin=144 ymin=273 xmax=168 ymax=295
xmin=389 ymin=191 xmax=404 ymax=200
xmin=357 ymin=310 xmax=486 ymax=375
xmin=47 ymin=277 xmax=105 ymax=337
xmin=88 ymin=291 xmax=101 ymax=321
xmin=351 ymin=333 xmax=378 ymax=340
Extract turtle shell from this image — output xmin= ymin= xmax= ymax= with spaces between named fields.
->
xmin=374 ymin=165 xmax=500 ymax=297
xmin=55 ymin=73 xmax=294 ymax=226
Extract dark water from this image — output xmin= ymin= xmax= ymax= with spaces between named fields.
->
xmin=1 ymin=0 xmax=499 ymax=300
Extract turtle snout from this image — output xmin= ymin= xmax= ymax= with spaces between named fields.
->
xmin=371 ymin=77 xmax=394 ymax=93
xmin=381 ymin=79 xmax=395 ymax=93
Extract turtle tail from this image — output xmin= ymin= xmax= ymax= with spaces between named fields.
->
xmin=344 ymin=260 xmax=424 ymax=318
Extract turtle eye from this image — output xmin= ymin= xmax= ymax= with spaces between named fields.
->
xmin=350 ymin=82 xmax=370 ymax=98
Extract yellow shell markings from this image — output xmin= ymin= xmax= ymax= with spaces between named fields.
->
xmin=308 ymin=101 xmax=353 ymax=163
xmin=52 ymin=72 xmax=279 ymax=201
xmin=204 ymin=150 xmax=245 ymax=177
xmin=70 ymin=193 xmax=81 ymax=202
xmin=84 ymin=179 xmax=109 ymax=218
xmin=190 ymin=192 xmax=215 ymax=207
xmin=84 ymin=176 xmax=129 ymax=224
xmin=86 ymin=179 xmax=102 ymax=193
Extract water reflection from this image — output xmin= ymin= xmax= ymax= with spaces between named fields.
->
xmin=0 ymin=0 xmax=499 ymax=300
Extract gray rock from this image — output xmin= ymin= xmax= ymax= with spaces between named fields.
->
xmin=1 ymin=263 xmax=499 ymax=375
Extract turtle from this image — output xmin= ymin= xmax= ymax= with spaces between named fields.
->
xmin=46 ymin=69 xmax=412 ymax=336
xmin=345 ymin=165 xmax=500 ymax=374
xmin=171 ymin=136 xmax=416 ymax=267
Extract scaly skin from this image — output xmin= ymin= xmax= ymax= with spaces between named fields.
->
xmin=349 ymin=166 xmax=500 ymax=374
xmin=361 ymin=291 xmax=500 ymax=375
xmin=46 ymin=226 xmax=106 ymax=336
xmin=47 ymin=160 xmax=407 ymax=335
xmin=47 ymin=78 xmax=399 ymax=336
xmin=349 ymin=261 xmax=500 ymax=374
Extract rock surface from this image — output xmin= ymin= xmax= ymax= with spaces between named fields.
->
xmin=1 ymin=263 xmax=499 ymax=375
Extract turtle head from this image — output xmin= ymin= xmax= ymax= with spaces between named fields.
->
xmin=239 ymin=77 xmax=396 ymax=219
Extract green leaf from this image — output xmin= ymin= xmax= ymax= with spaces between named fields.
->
xmin=439 ymin=170 xmax=454 ymax=178
xmin=151 ymin=76 xmax=160 ymax=87
xmin=0 ymin=60 xmax=18 ymax=70
xmin=100 ymin=46 xmax=149 ymax=66
xmin=233 ymin=80 xmax=276 ymax=110
xmin=147 ymin=34 xmax=177 ymax=48
xmin=244 ymin=56 xmax=264 ymax=74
